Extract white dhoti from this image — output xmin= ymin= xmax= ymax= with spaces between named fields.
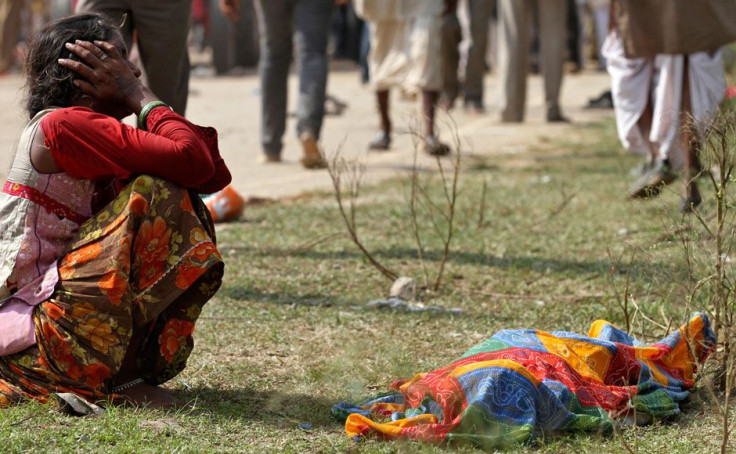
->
xmin=368 ymin=15 xmax=443 ymax=93
xmin=603 ymin=31 xmax=726 ymax=166
xmin=356 ymin=0 xmax=444 ymax=93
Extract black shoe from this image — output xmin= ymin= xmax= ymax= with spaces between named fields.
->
xmin=629 ymin=159 xmax=678 ymax=199
xmin=368 ymin=132 xmax=391 ymax=151
xmin=585 ymin=90 xmax=613 ymax=109
xmin=546 ymin=106 xmax=570 ymax=123
xmin=423 ymin=136 xmax=450 ymax=156
xmin=463 ymin=100 xmax=485 ymax=114
xmin=547 ymin=113 xmax=571 ymax=123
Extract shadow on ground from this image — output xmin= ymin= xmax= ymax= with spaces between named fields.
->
xmin=175 ymin=386 xmax=343 ymax=429
xmin=223 ymin=245 xmax=673 ymax=279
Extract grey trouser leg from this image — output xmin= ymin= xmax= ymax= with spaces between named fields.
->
xmin=538 ymin=0 xmax=567 ymax=118
xmin=76 ymin=0 xmax=192 ymax=115
xmin=255 ymin=0 xmax=333 ymax=155
xmin=497 ymin=0 xmax=529 ymax=121
xmin=463 ymin=0 xmax=494 ymax=104
xmin=254 ymin=0 xmax=292 ymax=156
xmin=441 ymin=11 xmax=462 ymax=104
xmin=0 ymin=0 xmax=23 ymax=72
xmin=293 ymin=0 xmax=333 ymax=140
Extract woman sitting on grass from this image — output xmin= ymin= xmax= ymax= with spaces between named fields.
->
xmin=0 ymin=13 xmax=230 ymax=408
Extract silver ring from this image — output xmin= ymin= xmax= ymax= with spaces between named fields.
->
xmin=99 ymin=54 xmax=108 ymax=61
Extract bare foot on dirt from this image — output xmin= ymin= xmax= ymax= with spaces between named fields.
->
xmin=118 ymin=383 xmax=180 ymax=409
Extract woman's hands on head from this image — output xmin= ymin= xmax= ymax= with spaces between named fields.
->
xmin=58 ymin=36 xmax=157 ymax=116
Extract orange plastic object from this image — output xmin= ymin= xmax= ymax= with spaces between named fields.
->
xmin=203 ymin=185 xmax=245 ymax=223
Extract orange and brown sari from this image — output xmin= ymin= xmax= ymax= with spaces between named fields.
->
xmin=0 ymin=175 xmax=224 ymax=406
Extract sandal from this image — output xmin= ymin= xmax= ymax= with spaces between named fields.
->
xmin=368 ymin=132 xmax=391 ymax=151
xmin=628 ymin=159 xmax=678 ymax=199
xmin=423 ymin=136 xmax=450 ymax=157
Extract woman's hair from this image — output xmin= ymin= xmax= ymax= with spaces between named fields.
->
xmin=24 ymin=13 xmax=119 ymax=118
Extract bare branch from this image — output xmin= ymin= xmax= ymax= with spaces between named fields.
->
xmin=326 ymin=152 xmax=399 ymax=281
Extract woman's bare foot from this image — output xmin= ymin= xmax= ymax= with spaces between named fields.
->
xmin=118 ymin=383 xmax=179 ymax=409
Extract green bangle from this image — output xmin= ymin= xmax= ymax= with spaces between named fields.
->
xmin=138 ymin=101 xmax=172 ymax=130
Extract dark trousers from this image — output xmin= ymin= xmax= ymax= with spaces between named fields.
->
xmin=254 ymin=0 xmax=334 ymax=156
xmin=441 ymin=0 xmax=496 ymax=106
xmin=76 ymin=0 xmax=193 ymax=115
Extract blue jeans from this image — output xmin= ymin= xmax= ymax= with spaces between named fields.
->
xmin=254 ymin=0 xmax=334 ymax=157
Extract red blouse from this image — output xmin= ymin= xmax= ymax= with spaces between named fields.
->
xmin=40 ymin=106 xmax=231 ymax=196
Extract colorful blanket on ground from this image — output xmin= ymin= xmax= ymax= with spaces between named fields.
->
xmin=332 ymin=314 xmax=716 ymax=450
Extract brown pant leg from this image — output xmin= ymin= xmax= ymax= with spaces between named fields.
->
xmin=0 ymin=0 xmax=23 ymax=72
xmin=537 ymin=0 xmax=568 ymax=118
xmin=497 ymin=0 xmax=530 ymax=122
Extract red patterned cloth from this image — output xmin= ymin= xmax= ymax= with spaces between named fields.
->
xmin=0 ymin=176 xmax=224 ymax=406
xmin=42 ymin=106 xmax=231 ymax=195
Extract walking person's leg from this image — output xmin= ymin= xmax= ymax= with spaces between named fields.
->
xmin=293 ymin=0 xmax=333 ymax=168
xmin=366 ymin=19 xmax=403 ymax=151
xmin=407 ymin=15 xmax=449 ymax=156
xmin=592 ymin=3 xmax=610 ymax=70
xmin=0 ymin=0 xmax=23 ymax=73
xmin=497 ymin=0 xmax=529 ymax=122
xmin=253 ymin=0 xmax=293 ymax=162
xmin=439 ymin=5 xmax=462 ymax=110
xmin=680 ymin=56 xmax=701 ymax=212
xmin=537 ymin=0 xmax=568 ymax=122
xmin=130 ymin=0 xmax=193 ymax=115
xmin=629 ymin=54 xmax=682 ymax=199
xmin=463 ymin=0 xmax=494 ymax=111
xmin=76 ymin=0 xmax=189 ymax=114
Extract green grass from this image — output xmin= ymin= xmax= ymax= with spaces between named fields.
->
xmin=1 ymin=118 xmax=733 ymax=453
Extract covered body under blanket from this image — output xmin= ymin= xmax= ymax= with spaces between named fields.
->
xmin=333 ymin=314 xmax=715 ymax=449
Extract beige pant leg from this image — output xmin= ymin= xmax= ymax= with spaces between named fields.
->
xmin=537 ymin=0 xmax=568 ymax=118
xmin=497 ymin=0 xmax=530 ymax=122
xmin=0 ymin=0 xmax=23 ymax=72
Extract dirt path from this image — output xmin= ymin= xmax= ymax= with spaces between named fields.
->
xmin=0 ymin=67 xmax=614 ymax=199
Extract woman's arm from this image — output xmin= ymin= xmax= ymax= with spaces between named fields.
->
xmin=34 ymin=38 xmax=231 ymax=193
xmin=145 ymin=107 xmax=232 ymax=194
xmin=40 ymin=106 xmax=231 ymax=193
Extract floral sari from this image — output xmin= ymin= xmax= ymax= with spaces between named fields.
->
xmin=0 ymin=175 xmax=224 ymax=406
